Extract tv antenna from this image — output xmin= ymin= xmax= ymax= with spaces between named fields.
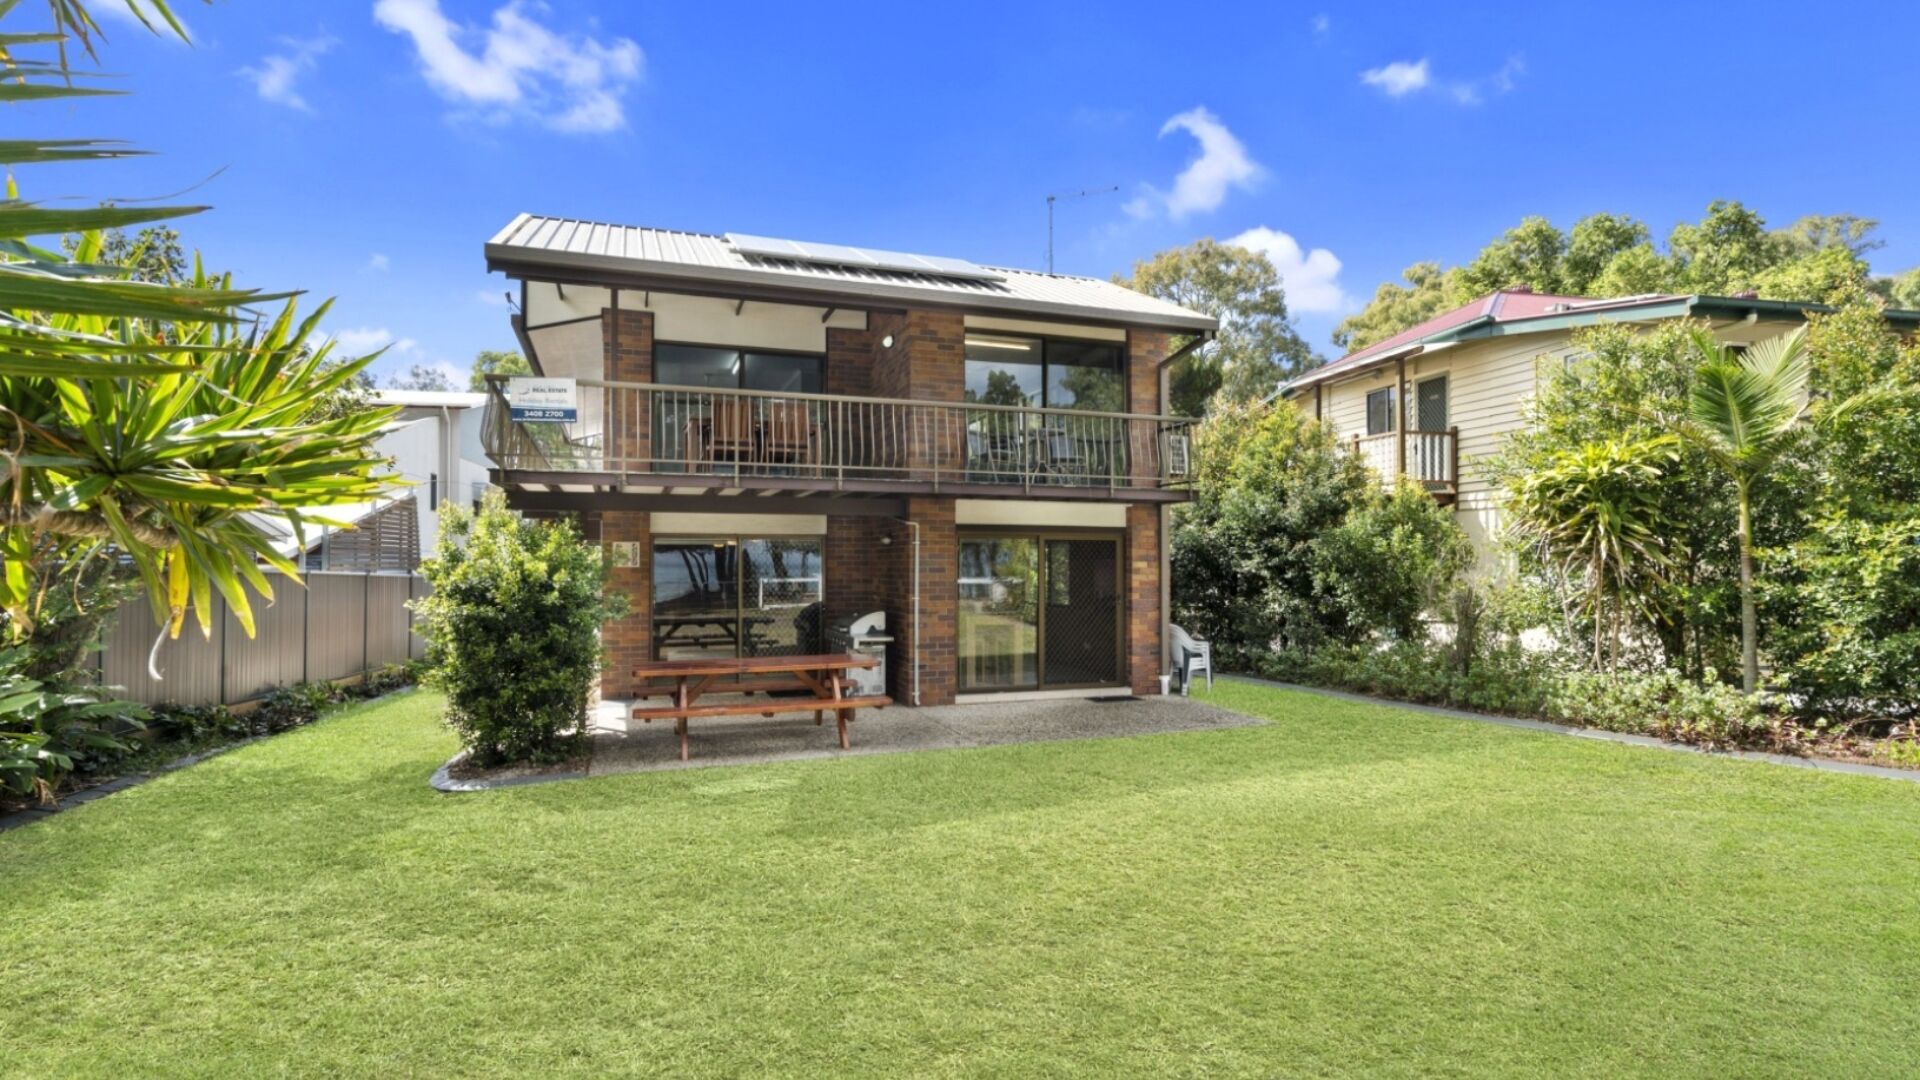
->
xmin=1046 ymin=186 xmax=1118 ymax=274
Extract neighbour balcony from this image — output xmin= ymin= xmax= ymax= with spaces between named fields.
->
xmin=1348 ymin=428 xmax=1458 ymax=500
xmin=481 ymin=378 xmax=1197 ymax=501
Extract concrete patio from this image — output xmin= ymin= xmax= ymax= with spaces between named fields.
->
xmin=588 ymin=693 xmax=1259 ymax=775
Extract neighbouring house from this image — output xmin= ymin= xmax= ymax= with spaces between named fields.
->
xmin=256 ymin=390 xmax=496 ymax=572
xmin=1276 ymin=288 xmax=1920 ymax=570
xmin=481 ymin=215 xmax=1216 ymax=705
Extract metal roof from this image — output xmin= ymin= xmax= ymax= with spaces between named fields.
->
xmin=486 ymin=214 xmax=1218 ymax=333
xmin=1281 ymin=289 xmax=1920 ymax=395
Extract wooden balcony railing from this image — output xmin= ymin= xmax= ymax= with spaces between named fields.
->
xmin=482 ymin=377 xmax=1197 ymax=494
xmin=1350 ymin=427 xmax=1458 ymax=495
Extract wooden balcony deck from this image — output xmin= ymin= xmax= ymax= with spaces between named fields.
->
xmin=481 ymin=378 xmax=1197 ymax=505
xmin=1349 ymin=428 xmax=1458 ymax=501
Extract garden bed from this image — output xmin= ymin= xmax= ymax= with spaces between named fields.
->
xmin=0 ymin=662 xmax=423 ymax=821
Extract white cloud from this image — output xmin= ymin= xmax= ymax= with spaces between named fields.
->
xmin=239 ymin=34 xmax=335 ymax=112
xmin=93 ymin=0 xmax=190 ymax=38
xmin=1310 ymin=13 xmax=1330 ymax=37
xmin=328 ymin=327 xmax=419 ymax=356
xmin=1360 ymin=59 xmax=1430 ymax=97
xmin=368 ymin=253 xmax=391 ymax=272
xmin=1227 ymin=227 xmax=1351 ymax=315
xmin=1361 ymin=56 xmax=1524 ymax=105
xmin=374 ymin=0 xmax=644 ymax=133
xmin=1124 ymin=106 xmax=1262 ymax=221
xmin=476 ymin=288 xmax=511 ymax=307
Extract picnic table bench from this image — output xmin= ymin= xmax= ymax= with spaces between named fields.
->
xmin=630 ymin=653 xmax=890 ymax=761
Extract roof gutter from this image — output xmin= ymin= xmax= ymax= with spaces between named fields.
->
xmin=487 ymin=252 xmax=1219 ymax=335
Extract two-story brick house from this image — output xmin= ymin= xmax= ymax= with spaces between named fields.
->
xmin=480 ymin=215 xmax=1215 ymax=706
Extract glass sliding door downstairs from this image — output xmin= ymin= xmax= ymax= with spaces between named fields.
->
xmin=651 ymin=539 xmax=741 ymax=661
xmin=957 ymin=532 xmax=1122 ymax=693
xmin=957 ymin=537 xmax=1039 ymax=691
xmin=1041 ymin=537 xmax=1121 ymax=687
xmin=742 ymin=538 xmax=824 ymax=656
xmin=651 ymin=535 xmax=825 ymax=660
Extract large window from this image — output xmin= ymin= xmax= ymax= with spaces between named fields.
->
xmin=964 ymin=334 xmax=1124 ymax=412
xmin=654 ymin=343 xmax=822 ymax=393
xmin=650 ymin=536 xmax=824 ymax=661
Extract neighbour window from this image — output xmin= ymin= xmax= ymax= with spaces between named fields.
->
xmin=1365 ymin=387 xmax=1396 ymax=435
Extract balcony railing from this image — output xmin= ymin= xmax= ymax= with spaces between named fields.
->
xmin=482 ymin=377 xmax=1197 ymax=494
xmin=1350 ymin=427 xmax=1457 ymax=494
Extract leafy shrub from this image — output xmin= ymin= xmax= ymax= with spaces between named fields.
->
xmin=0 ymin=647 xmax=147 ymax=802
xmin=1313 ymin=479 xmax=1474 ymax=641
xmin=413 ymin=493 xmax=627 ymax=767
xmin=1173 ymin=402 xmax=1471 ymax=655
xmin=1253 ymin=638 xmax=1789 ymax=753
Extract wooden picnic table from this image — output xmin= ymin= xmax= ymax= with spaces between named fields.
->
xmin=630 ymin=653 xmax=889 ymax=762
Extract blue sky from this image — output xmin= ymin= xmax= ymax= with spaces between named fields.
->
xmin=44 ymin=1 xmax=1920 ymax=382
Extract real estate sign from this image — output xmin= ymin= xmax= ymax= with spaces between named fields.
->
xmin=507 ymin=377 xmax=578 ymax=423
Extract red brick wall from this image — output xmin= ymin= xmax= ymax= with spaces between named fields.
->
xmin=1127 ymin=329 xmax=1171 ymax=485
xmin=823 ymin=516 xmax=881 ymax=620
xmin=826 ymin=325 xmax=874 ymax=397
xmin=605 ymin=307 xmax=653 ymax=467
xmin=875 ymin=496 xmax=956 ymax=706
xmin=600 ymin=510 xmax=651 ymax=699
xmin=1126 ymin=328 xmax=1169 ymax=415
xmin=1126 ymin=504 xmax=1163 ymax=695
xmin=599 ymin=306 xmax=654 ymax=698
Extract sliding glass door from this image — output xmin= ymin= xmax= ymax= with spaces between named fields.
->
xmin=651 ymin=537 xmax=823 ymax=661
xmin=957 ymin=532 xmax=1121 ymax=692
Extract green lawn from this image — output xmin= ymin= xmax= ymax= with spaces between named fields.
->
xmin=6 ymin=683 xmax=1920 ymax=1077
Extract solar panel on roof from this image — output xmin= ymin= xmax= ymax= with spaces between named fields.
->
xmin=725 ymin=232 xmax=1005 ymax=282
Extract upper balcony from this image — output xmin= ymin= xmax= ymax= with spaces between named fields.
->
xmin=1346 ymin=427 xmax=1458 ymax=502
xmin=481 ymin=377 xmax=1197 ymax=503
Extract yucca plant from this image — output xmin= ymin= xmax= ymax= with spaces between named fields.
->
xmin=0 ymin=0 xmax=399 ymax=642
xmin=1508 ymin=436 xmax=1679 ymax=670
xmin=1685 ymin=327 xmax=1812 ymax=694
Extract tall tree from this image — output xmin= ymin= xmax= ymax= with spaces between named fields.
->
xmin=390 ymin=364 xmax=457 ymax=392
xmin=1337 ymin=202 xmax=1907 ymax=355
xmin=469 ymin=349 xmax=531 ymax=391
xmin=1115 ymin=239 xmax=1317 ymax=415
xmin=1685 ymin=327 xmax=1813 ymax=693
xmin=1332 ymin=262 xmax=1464 ymax=354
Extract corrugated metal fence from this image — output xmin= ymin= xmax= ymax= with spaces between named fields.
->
xmin=98 ymin=571 xmax=432 ymax=707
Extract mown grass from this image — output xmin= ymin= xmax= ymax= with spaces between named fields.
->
xmin=4 ymin=681 xmax=1920 ymax=1077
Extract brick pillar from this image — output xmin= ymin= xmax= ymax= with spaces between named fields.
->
xmin=880 ymin=496 xmax=956 ymax=706
xmin=1126 ymin=503 xmax=1163 ymax=696
xmin=826 ymin=325 xmax=874 ymax=397
xmin=823 ymin=516 xmax=881 ymax=621
xmin=869 ymin=310 xmax=963 ymax=478
xmin=604 ymin=307 xmax=653 ymax=471
xmin=1127 ymin=328 xmax=1171 ymax=485
xmin=600 ymin=510 xmax=650 ymax=699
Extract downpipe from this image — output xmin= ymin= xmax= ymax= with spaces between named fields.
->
xmin=891 ymin=517 xmax=922 ymax=707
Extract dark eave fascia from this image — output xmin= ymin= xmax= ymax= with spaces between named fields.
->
xmin=486 ymin=248 xmax=1219 ymax=335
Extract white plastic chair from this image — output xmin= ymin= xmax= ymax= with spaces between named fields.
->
xmin=1170 ymin=624 xmax=1212 ymax=696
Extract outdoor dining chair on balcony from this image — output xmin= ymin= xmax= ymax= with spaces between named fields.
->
xmin=761 ymin=400 xmax=816 ymax=469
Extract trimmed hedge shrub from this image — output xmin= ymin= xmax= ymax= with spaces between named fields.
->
xmin=412 ymin=493 xmax=627 ymax=767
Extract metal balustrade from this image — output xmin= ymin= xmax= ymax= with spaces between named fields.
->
xmin=483 ymin=377 xmax=1197 ymax=493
